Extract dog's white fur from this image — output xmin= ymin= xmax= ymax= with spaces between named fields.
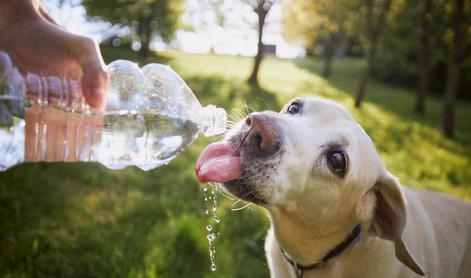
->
xmin=225 ymin=98 xmax=471 ymax=278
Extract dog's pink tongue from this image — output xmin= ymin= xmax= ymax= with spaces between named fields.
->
xmin=195 ymin=142 xmax=242 ymax=184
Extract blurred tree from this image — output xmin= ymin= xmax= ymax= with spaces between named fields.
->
xmin=282 ymin=0 xmax=318 ymax=55
xmin=202 ymin=0 xmax=276 ymax=86
xmin=442 ymin=0 xmax=470 ymax=138
xmin=372 ymin=0 xmax=429 ymax=89
xmin=207 ymin=0 xmax=227 ymax=27
xmin=354 ymin=0 xmax=393 ymax=108
xmin=372 ymin=0 xmax=471 ymax=103
xmin=247 ymin=0 xmax=277 ymax=86
xmin=415 ymin=0 xmax=433 ymax=114
xmin=282 ymin=0 xmax=357 ymax=77
xmin=83 ymin=0 xmax=182 ymax=58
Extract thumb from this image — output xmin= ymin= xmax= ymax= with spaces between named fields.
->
xmin=78 ymin=38 xmax=108 ymax=111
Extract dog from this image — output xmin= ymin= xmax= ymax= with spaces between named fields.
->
xmin=195 ymin=98 xmax=471 ymax=278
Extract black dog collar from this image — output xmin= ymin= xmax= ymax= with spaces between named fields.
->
xmin=280 ymin=224 xmax=361 ymax=278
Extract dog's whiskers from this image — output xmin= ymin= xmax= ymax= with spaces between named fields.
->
xmin=231 ymin=199 xmax=253 ymax=211
xmin=226 ymin=109 xmax=247 ymax=131
xmin=214 ymin=185 xmax=236 ymax=201
xmin=213 ymin=133 xmax=226 ymax=141
xmin=243 ymin=102 xmax=256 ymax=116
xmin=237 ymin=174 xmax=267 ymax=202
xmin=229 ymin=108 xmax=247 ymax=120
xmin=255 ymin=97 xmax=272 ymax=110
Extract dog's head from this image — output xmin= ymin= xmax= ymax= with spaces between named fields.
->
xmin=196 ymin=97 xmax=424 ymax=275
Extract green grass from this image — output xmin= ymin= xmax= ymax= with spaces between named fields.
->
xmin=1 ymin=49 xmax=470 ymax=277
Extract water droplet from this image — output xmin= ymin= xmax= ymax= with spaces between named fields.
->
xmin=207 ymin=233 xmax=216 ymax=241
xmin=203 ymin=186 xmax=220 ymax=272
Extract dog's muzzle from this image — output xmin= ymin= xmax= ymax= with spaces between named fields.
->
xmin=195 ymin=112 xmax=283 ymax=205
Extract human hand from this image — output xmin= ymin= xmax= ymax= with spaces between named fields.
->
xmin=0 ymin=0 xmax=108 ymax=110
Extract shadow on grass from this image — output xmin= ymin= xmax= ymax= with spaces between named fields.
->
xmin=0 ymin=153 xmax=269 ymax=277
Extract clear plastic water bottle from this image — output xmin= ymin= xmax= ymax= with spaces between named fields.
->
xmin=0 ymin=51 xmax=226 ymax=171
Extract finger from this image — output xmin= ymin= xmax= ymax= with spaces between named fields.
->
xmin=82 ymin=65 xmax=108 ymax=111
xmin=75 ymin=37 xmax=108 ymax=111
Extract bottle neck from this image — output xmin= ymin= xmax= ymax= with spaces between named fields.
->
xmin=196 ymin=105 xmax=227 ymax=137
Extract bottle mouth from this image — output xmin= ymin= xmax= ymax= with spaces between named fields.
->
xmin=197 ymin=105 xmax=227 ymax=137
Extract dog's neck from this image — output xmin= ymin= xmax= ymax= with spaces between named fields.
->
xmin=268 ymin=204 xmax=361 ymax=266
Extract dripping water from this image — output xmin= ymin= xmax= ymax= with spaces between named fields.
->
xmin=203 ymin=184 xmax=220 ymax=272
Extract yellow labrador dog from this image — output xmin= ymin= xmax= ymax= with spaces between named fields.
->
xmin=195 ymin=98 xmax=471 ymax=278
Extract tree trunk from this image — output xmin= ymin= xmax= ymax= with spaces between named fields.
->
xmin=322 ymin=36 xmax=337 ymax=78
xmin=322 ymin=54 xmax=334 ymax=78
xmin=355 ymin=46 xmax=375 ymax=107
xmin=138 ymin=17 xmax=152 ymax=59
xmin=442 ymin=0 xmax=464 ymax=139
xmin=354 ymin=0 xmax=391 ymax=108
xmin=248 ymin=34 xmax=264 ymax=85
xmin=415 ymin=0 xmax=433 ymax=114
xmin=139 ymin=41 xmax=150 ymax=59
xmin=443 ymin=61 xmax=460 ymax=138
xmin=248 ymin=1 xmax=270 ymax=86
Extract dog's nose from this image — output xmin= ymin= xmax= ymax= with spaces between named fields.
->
xmin=244 ymin=113 xmax=279 ymax=155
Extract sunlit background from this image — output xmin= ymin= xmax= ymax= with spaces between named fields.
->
xmin=43 ymin=0 xmax=305 ymax=58
xmin=1 ymin=0 xmax=470 ymax=277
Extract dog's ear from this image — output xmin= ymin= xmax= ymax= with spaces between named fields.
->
xmin=371 ymin=173 xmax=425 ymax=276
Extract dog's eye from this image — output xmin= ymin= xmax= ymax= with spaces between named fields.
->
xmin=287 ymin=102 xmax=300 ymax=115
xmin=326 ymin=150 xmax=347 ymax=177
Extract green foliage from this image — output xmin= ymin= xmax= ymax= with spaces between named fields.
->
xmin=371 ymin=0 xmax=421 ymax=82
xmin=373 ymin=0 xmax=471 ymax=98
xmin=1 ymin=50 xmax=470 ymax=277
xmin=282 ymin=0 xmax=358 ymax=54
xmin=83 ymin=0 xmax=182 ymax=57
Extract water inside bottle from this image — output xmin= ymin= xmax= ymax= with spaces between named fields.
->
xmin=0 ymin=98 xmax=201 ymax=170
xmin=98 ymin=110 xmax=199 ymax=170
